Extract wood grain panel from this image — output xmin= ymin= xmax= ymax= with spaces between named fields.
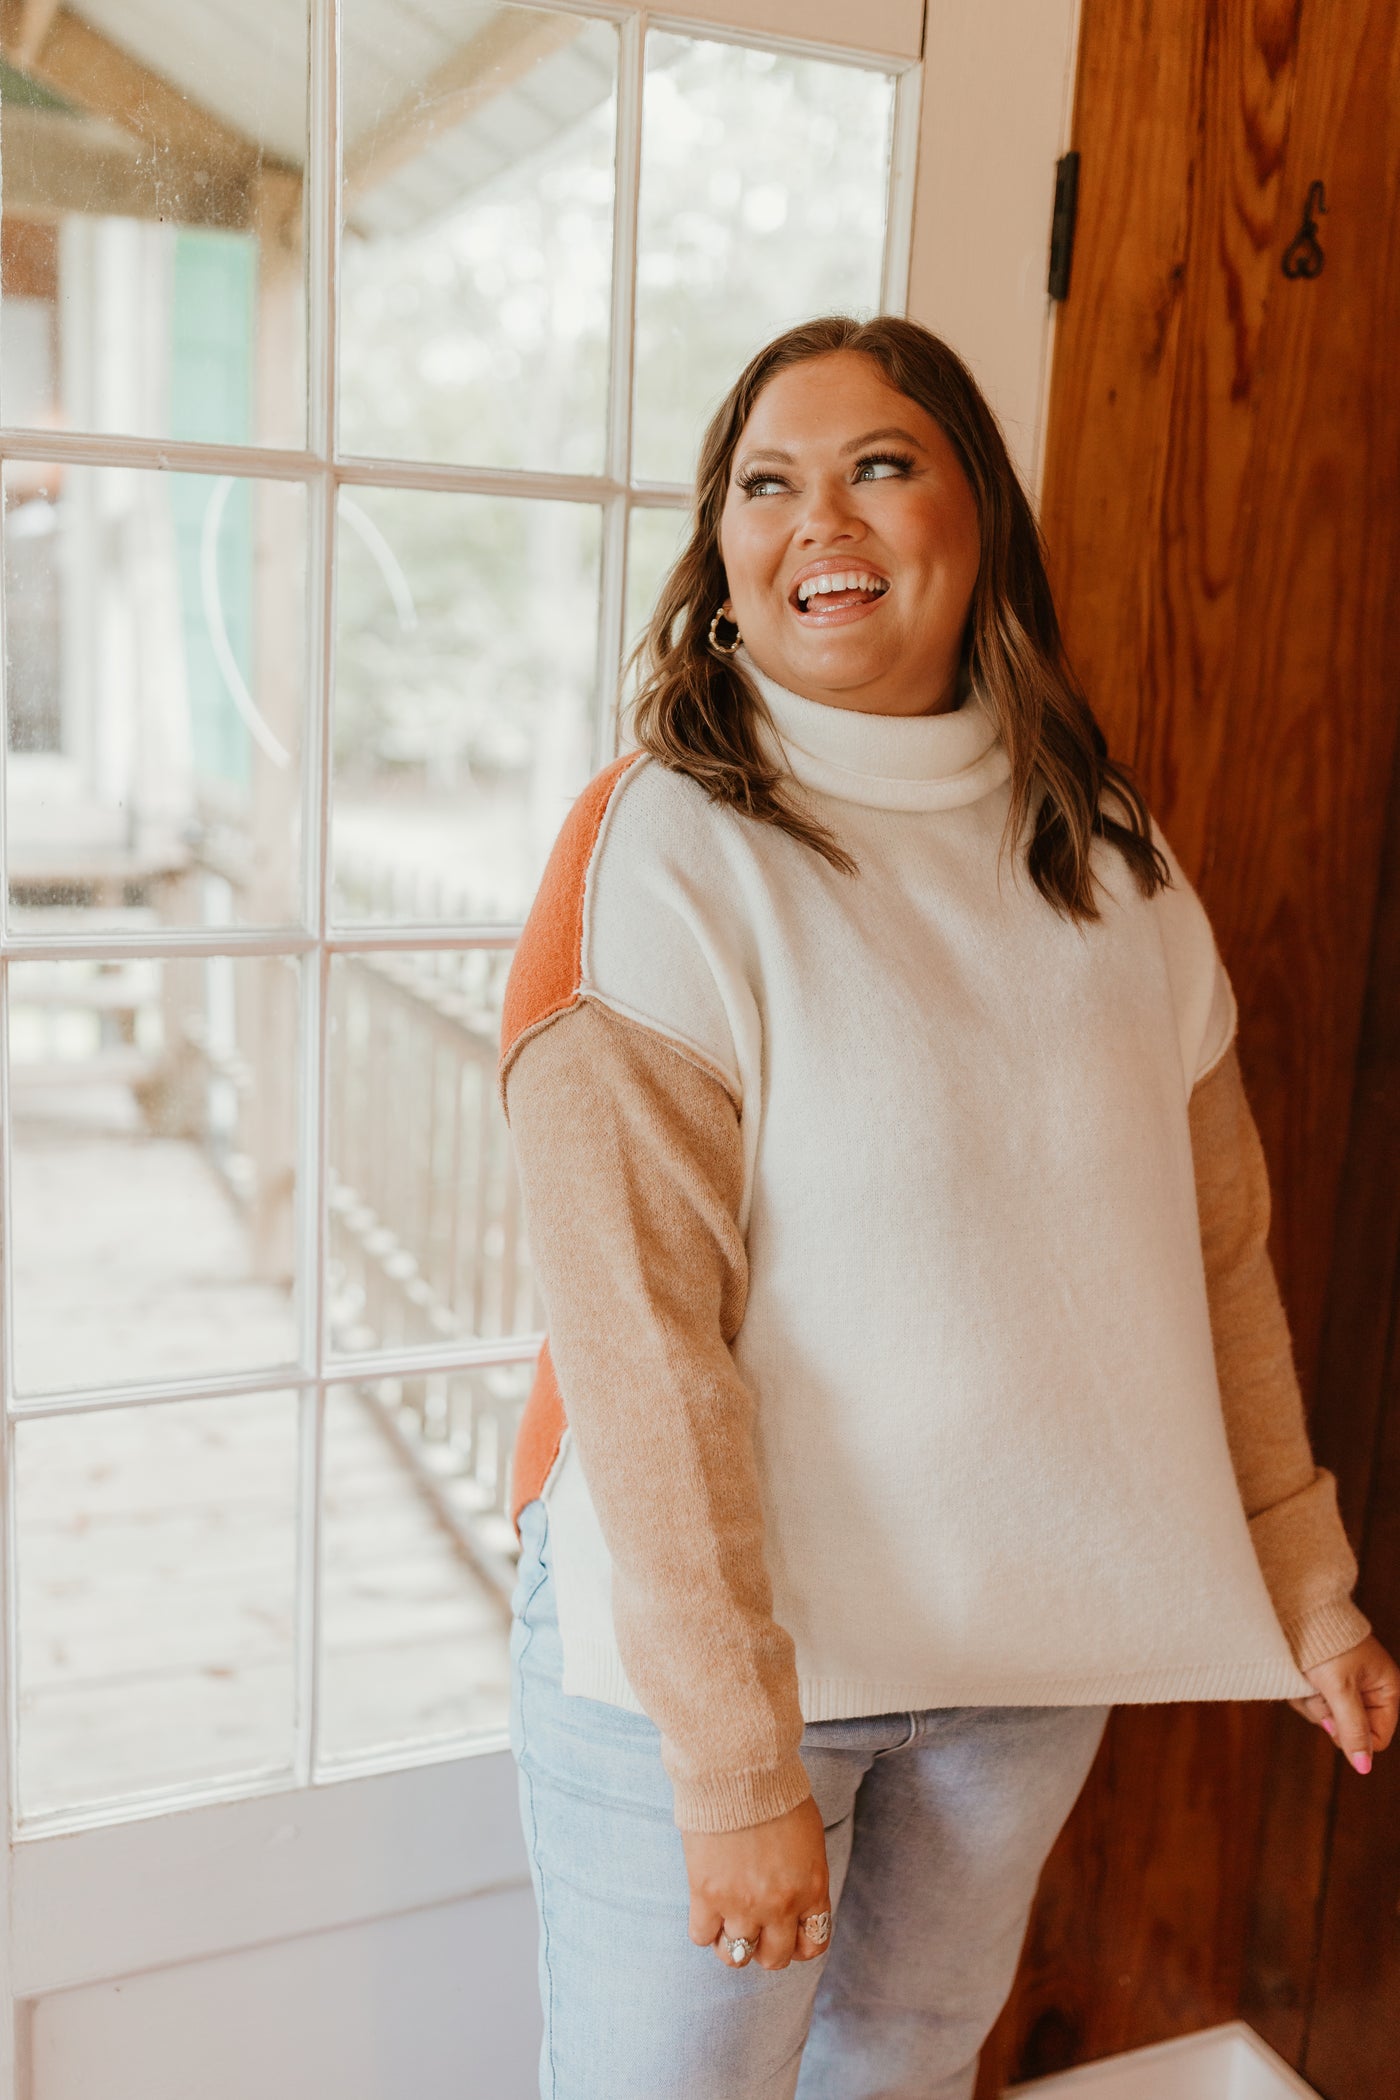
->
xmin=1034 ymin=0 xmax=1205 ymax=772
xmin=1197 ymin=0 xmax=1400 ymax=1385
xmin=1304 ymin=1269 xmax=1400 ymax=2088
xmin=1131 ymin=0 xmax=1303 ymax=868
xmin=1245 ymin=649 xmax=1400 ymax=2069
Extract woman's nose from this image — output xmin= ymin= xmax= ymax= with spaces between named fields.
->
xmin=795 ymin=475 xmax=864 ymax=543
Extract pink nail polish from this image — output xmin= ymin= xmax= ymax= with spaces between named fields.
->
xmin=1321 ymin=1718 xmax=1335 ymax=1735
xmin=1351 ymin=1752 xmax=1372 ymax=1775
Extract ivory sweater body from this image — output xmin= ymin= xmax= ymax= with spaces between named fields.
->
xmin=500 ymin=660 xmax=1367 ymax=1829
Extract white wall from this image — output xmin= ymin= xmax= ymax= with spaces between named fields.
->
xmin=29 ymin=1885 xmax=541 ymax=2100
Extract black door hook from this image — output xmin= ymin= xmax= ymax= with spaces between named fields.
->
xmin=1282 ymin=181 xmax=1327 ymax=279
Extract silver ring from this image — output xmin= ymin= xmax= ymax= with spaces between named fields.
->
xmin=799 ymin=1909 xmax=832 ymax=1946
xmin=721 ymin=1931 xmax=757 ymax=1965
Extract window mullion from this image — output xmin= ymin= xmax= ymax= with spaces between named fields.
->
xmin=308 ymin=0 xmax=342 ymax=469
xmin=0 ymin=427 xmax=635 ymax=507
xmin=881 ymin=61 xmax=924 ymax=316
xmin=294 ymin=1244 xmax=326 ymax=1790
xmin=606 ymin=14 xmax=646 ymax=500
xmin=0 ymin=412 xmax=9 ymax=957
xmin=298 ymin=0 xmax=343 ymax=1793
xmin=595 ymin=498 xmax=632 ymax=767
xmin=0 ymin=430 xmax=319 ymax=482
xmin=3 ymin=1332 xmax=543 ymax=1424
xmin=593 ymin=11 xmax=648 ymax=766
xmin=2 ymin=963 xmax=20 ymax=1860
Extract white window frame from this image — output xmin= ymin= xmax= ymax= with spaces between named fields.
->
xmin=0 ymin=0 xmax=929 ymax=1844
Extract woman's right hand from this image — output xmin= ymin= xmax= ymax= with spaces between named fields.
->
xmin=683 ymin=1792 xmax=831 ymax=1972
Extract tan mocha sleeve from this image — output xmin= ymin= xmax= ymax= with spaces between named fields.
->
xmin=1189 ymin=1044 xmax=1371 ymax=1672
xmin=504 ymin=996 xmax=809 ymax=1834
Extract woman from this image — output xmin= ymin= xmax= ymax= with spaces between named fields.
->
xmin=497 ymin=315 xmax=1397 ymax=2100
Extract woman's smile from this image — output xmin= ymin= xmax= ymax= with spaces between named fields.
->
xmin=788 ymin=558 xmax=892 ymax=625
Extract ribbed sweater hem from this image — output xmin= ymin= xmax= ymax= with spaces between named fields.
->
xmin=561 ymin=1639 xmax=1315 ymax=1717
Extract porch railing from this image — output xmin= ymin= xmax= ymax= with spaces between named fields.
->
xmin=8 ymin=824 xmax=541 ymax=1603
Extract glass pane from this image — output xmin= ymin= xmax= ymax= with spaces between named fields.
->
xmin=9 ymin=955 xmax=302 ymax=1396
xmin=332 ymin=487 xmax=600 ymax=925
xmin=327 ymin=949 xmax=539 ymax=1356
xmin=317 ymin=1364 xmax=531 ymax=1765
xmin=0 ymin=9 xmax=307 ymax=446
xmin=4 ymin=463 xmax=307 ymax=931
xmin=15 ymin=1393 xmax=298 ymax=1820
xmin=340 ymin=5 xmax=616 ymax=472
xmin=620 ymin=504 xmax=688 ymax=718
xmin=626 ymin=504 xmax=689 ymax=659
xmin=633 ymin=36 xmax=896 ymax=484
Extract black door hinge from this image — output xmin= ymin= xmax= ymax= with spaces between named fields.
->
xmin=1048 ymin=151 xmax=1080 ymax=301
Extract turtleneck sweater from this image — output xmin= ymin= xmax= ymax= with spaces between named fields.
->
xmin=498 ymin=656 xmax=1369 ymax=1833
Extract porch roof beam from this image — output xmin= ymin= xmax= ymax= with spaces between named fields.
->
xmin=0 ymin=2 xmax=296 ymax=211
xmin=343 ymin=6 xmax=585 ymax=210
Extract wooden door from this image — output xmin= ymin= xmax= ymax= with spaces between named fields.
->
xmin=974 ymin=2 xmax=1400 ymax=2091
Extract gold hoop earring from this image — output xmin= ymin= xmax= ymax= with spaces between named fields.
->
xmin=707 ymin=605 xmax=741 ymax=655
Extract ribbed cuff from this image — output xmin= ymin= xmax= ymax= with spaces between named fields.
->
xmin=1281 ymin=1595 xmax=1373 ymax=1674
xmin=670 ymin=1750 xmax=813 ymax=1835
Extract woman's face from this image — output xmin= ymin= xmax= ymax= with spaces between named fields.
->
xmin=717 ymin=350 xmax=981 ymax=717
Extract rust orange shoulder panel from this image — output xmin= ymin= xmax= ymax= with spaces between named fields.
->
xmin=511 ymin=1338 xmax=565 ymax=1529
xmin=498 ymin=750 xmax=641 ymax=1086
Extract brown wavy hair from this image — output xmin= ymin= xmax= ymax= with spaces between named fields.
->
xmin=628 ymin=314 xmax=1168 ymax=922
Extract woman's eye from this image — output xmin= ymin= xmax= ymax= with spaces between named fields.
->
xmin=742 ymin=474 xmax=788 ymax=497
xmin=854 ymin=456 xmax=910 ymax=482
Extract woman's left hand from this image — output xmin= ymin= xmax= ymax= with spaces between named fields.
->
xmin=1289 ymin=1633 xmax=1400 ymax=1772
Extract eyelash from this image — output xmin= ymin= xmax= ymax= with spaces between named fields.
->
xmin=736 ymin=450 xmax=917 ymax=498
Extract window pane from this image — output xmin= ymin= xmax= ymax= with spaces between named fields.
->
xmin=4 ymin=463 xmax=307 ymax=932
xmin=339 ymin=6 xmax=617 ymax=472
xmin=15 ymin=1393 xmax=298 ymax=1820
xmin=327 ymin=949 xmax=538 ymax=1356
xmin=0 ymin=9 xmax=307 ymax=447
xmin=317 ymin=1364 xmax=531 ymax=1765
xmin=633 ymin=36 xmax=896 ymax=484
xmin=626 ymin=505 xmax=689 ymax=662
xmin=9 ymin=955 xmax=301 ymax=1396
xmin=332 ymin=487 xmax=600 ymax=925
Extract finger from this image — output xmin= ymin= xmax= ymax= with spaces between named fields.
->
xmin=756 ymin=1916 xmax=799 ymax=1972
xmin=689 ymin=1896 xmax=722 ymax=1949
xmin=1362 ymin=1679 xmax=1399 ymax=1754
xmin=1288 ymin=1693 xmax=1331 ymax=1725
xmin=1325 ymin=1682 xmax=1375 ymax=1772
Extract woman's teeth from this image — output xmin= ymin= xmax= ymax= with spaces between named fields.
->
xmin=795 ymin=571 xmax=890 ymax=610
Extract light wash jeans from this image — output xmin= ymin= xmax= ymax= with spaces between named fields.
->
xmin=510 ymin=1497 xmax=1109 ymax=2100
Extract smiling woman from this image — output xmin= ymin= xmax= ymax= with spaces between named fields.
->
xmin=495 ymin=311 xmax=1395 ymax=2100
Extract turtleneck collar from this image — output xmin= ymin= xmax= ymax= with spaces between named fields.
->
xmin=738 ymin=647 xmax=1012 ymax=813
